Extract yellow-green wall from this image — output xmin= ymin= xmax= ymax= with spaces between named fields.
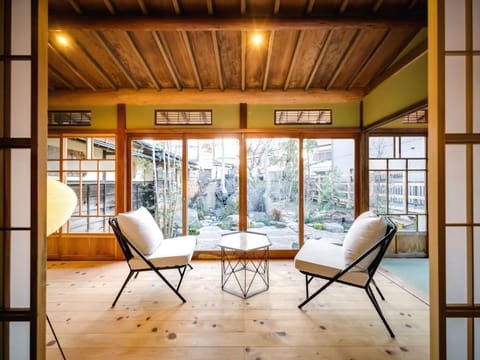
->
xmin=363 ymin=53 xmax=428 ymax=126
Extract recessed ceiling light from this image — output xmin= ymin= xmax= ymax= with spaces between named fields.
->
xmin=252 ymin=33 xmax=262 ymax=46
xmin=56 ymin=34 xmax=69 ymax=46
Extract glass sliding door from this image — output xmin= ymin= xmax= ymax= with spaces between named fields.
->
xmin=246 ymin=138 xmax=299 ymax=249
xmin=131 ymin=139 xmax=183 ymax=237
xmin=303 ymin=139 xmax=355 ymax=245
xmin=187 ymin=138 xmax=239 ymax=250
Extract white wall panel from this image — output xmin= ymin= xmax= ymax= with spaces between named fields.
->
xmin=445 ymin=145 xmax=467 ymax=223
xmin=474 ymin=0 xmax=480 ymax=50
xmin=474 ymin=56 xmax=480 ymax=133
xmin=10 ymin=231 xmax=30 ymax=308
xmin=445 ymin=56 xmax=466 ymax=133
xmin=10 ymin=61 xmax=31 ymax=137
xmin=475 ymin=145 xmax=480 ymax=223
xmin=475 ymin=227 xmax=480 ymax=304
xmin=444 ymin=0 xmax=466 ymax=51
xmin=447 ymin=318 xmax=468 ymax=360
xmin=446 ymin=227 xmax=467 ymax=304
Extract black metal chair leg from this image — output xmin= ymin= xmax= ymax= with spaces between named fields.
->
xmin=365 ymin=286 xmax=395 ymax=338
xmin=152 ymin=268 xmax=187 ymax=303
xmin=298 ymin=278 xmax=336 ymax=309
xmin=112 ymin=271 xmax=135 ymax=307
xmin=370 ymin=278 xmax=385 ymax=300
xmin=47 ymin=314 xmax=66 ymax=360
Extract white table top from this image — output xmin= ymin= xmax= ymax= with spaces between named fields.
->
xmin=218 ymin=232 xmax=271 ymax=251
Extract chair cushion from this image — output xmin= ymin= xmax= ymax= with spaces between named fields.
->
xmin=129 ymin=236 xmax=197 ymax=270
xmin=116 ymin=207 xmax=163 ymax=256
xmin=294 ymin=240 xmax=369 ymax=286
xmin=343 ymin=215 xmax=387 ymax=271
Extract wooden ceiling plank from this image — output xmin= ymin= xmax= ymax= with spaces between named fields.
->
xmin=262 ymin=30 xmax=275 ymax=91
xmin=305 ymin=30 xmax=332 ymax=90
xmin=241 ymin=0 xmax=246 ymax=15
xmin=181 ymin=31 xmax=203 ymax=91
xmin=339 ymin=0 xmax=349 ymax=14
xmin=49 ymin=88 xmax=365 ymax=106
xmin=137 ymin=0 xmax=148 ymax=15
xmin=68 ymin=33 xmax=118 ymax=90
xmin=241 ymin=31 xmax=246 ymax=91
xmin=66 ymin=0 xmax=83 ymax=15
xmin=408 ymin=0 xmax=419 ymax=10
xmin=212 ymin=31 xmax=225 ymax=91
xmin=372 ymin=0 xmax=383 ymax=13
xmin=49 ymin=15 xmax=426 ymax=31
xmin=48 ymin=42 xmax=97 ymax=91
xmin=49 ymin=65 xmax=76 ymax=90
xmin=274 ymin=0 xmax=281 ymax=15
xmin=346 ymin=29 xmax=391 ymax=90
xmin=93 ymin=31 xmax=139 ymax=90
xmin=366 ymin=38 xmax=427 ymax=93
xmin=125 ymin=31 xmax=161 ymax=90
xmin=152 ymin=31 xmax=182 ymax=90
xmin=172 ymin=0 xmax=181 ymax=15
xmin=283 ymin=30 xmax=305 ymax=91
xmin=305 ymin=0 xmax=315 ymax=15
xmin=326 ymin=29 xmax=363 ymax=90
xmin=104 ymin=0 xmax=116 ymax=14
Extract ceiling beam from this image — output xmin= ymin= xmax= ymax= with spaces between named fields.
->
xmin=241 ymin=31 xmax=246 ymax=91
xmin=372 ymin=0 xmax=383 ymax=13
xmin=137 ymin=0 xmax=148 ymax=14
xmin=305 ymin=30 xmax=332 ymax=90
xmin=305 ymin=0 xmax=315 ymax=15
xmin=212 ymin=31 xmax=225 ymax=91
xmin=262 ymin=31 xmax=275 ymax=91
xmin=104 ymin=0 xmax=116 ymax=14
xmin=49 ymin=15 xmax=426 ymax=31
xmin=49 ymin=88 xmax=365 ymax=107
xmin=338 ymin=0 xmax=349 ymax=14
xmin=181 ymin=31 xmax=203 ymax=91
xmin=66 ymin=0 xmax=83 ymax=14
xmin=49 ymin=65 xmax=76 ymax=90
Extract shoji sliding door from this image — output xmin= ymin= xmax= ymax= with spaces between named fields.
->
xmin=0 ymin=0 xmax=48 ymax=358
xmin=430 ymin=0 xmax=480 ymax=358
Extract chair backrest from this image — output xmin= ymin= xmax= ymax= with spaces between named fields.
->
xmin=109 ymin=217 xmax=135 ymax=261
xmin=364 ymin=217 xmax=397 ymax=278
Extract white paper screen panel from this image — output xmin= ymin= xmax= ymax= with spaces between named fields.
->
xmin=447 ymin=318 xmax=468 ymax=360
xmin=445 ymin=56 xmax=466 ymax=133
xmin=10 ymin=149 xmax=30 ymax=227
xmin=10 ymin=0 xmax=31 ymax=55
xmin=10 ymin=61 xmax=31 ymax=138
xmin=475 ymin=227 xmax=480 ymax=304
xmin=446 ymin=227 xmax=467 ymax=304
xmin=445 ymin=145 xmax=467 ymax=223
xmin=476 ymin=318 xmax=480 ymax=360
xmin=9 ymin=322 xmax=30 ymax=359
xmin=444 ymin=0 xmax=465 ymax=51
xmin=474 ymin=56 xmax=480 ymax=133
xmin=10 ymin=231 xmax=30 ymax=308
xmin=474 ymin=0 xmax=480 ymax=50
xmin=475 ymin=144 xmax=480 ymax=223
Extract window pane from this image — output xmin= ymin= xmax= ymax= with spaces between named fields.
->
xmin=92 ymin=137 xmax=115 ymax=159
xmin=408 ymin=159 xmax=426 ymax=170
xmin=369 ymin=137 xmax=394 ymax=158
xmin=247 ymin=138 xmax=299 ymax=249
xmin=48 ymin=138 xmax=60 ymax=159
xmin=389 ymin=171 xmax=405 ymax=213
xmin=401 ymin=137 xmax=425 ymax=158
xmin=408 ymin=171 xmax=426 ymax=213
xmin=389 ymin=159 xmax=406 ymax=170
xmin=369 ymin=170 xmax=387 ymax=214
xmin=67 ymin=137 xmax=87 ymax=159
xmin=132 ymin=140 xmax=183 ymax=238
xmin=304 ymin=139 xmax=354 ymax=246
xmin=187 ymin=138 xmax=239 ymax=249
xmin=369 ymin=159 xmax=386 ymax=170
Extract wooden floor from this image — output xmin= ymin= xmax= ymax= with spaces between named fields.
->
xmin=46 ymin=260 xmax=429 ymax=360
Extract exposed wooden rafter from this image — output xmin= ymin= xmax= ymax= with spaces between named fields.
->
xmin=49 ymin=65 xmax=75 ymax=90
xmin=346 ymin=29 xmax=391 ymax=90
xmin=339 ymin=0 xmax=349 ymax=14
xmin=93 ymin=31 xmax=139 ymax=90
xmin=152 ymin=31 xmax=182 ymax=90
xmin=305 ymin=0 xmax=315 ymax=15
xmin=284 ymin=30 xmax=305 ymax=91
xmin=125 ymin=31 xmax=161 ymax=90
xmin=241 ymin=0 xmax=246 ymax=14
xmin=206 ymin=0 xmax=214 ymax=15
xmin=274 ymin=0 xmax=281 ymax=14
xmin=262 ymin=31 xmax=275 ymax=91
xmin=137 ymin=0 xmax=148 ymax=15
xmin=68 ymin=33 xmax=118 ymax=90
xmin=372 ymin=0 xmax=383 ymax=13
xmin=172 ymin=0 xmax=181 ymax=15
xmin=241 ymin=31 xmax=246 ymax=91
xmin=49 ymin=15 xmax=426 ymax=32
xmin=104 ymin=0 xmax=116 ymax=14
xmin=212 ymin=31 xmax=225 ymax=91
xmin=326 ymin=29 xmax=363 ymax=90
xmin=48 ymin=42 xmax=97 ymax=91
xmin=181 ymin=31 xmax=203 ymax=91
xmin=305 ymin=30 xmax=332 ymax=90
xmin=66 ymin=0 xmax=82 ymax=14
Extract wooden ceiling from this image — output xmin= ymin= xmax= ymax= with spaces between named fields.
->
xmin=48 ymin=0 xmax=427 ymax=105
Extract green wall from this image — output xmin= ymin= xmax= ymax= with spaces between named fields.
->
xmin=363 ymin=54 xmax=427 ymax=126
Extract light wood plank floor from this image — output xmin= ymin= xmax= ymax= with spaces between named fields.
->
xmin=46 ymin=260 xmax=429 ymax=360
